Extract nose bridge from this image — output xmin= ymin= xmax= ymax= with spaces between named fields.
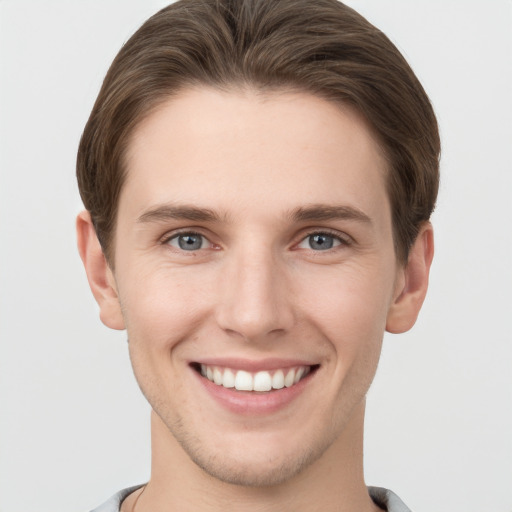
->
xmin=216 ymin=240 xmax=294 ymax=341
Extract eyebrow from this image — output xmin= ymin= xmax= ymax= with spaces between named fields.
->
xmin=288 ymin=204 xmax=373 ymax=224
xmin=136 ymin=203 xmax=372 ymax=225
xmin=137 ymin=204 xmax=224 ymax=224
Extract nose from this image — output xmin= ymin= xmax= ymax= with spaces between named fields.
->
xmin=215 ymin=245 xmax=295 ymax=342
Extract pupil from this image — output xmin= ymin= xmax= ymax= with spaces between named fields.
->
xmin=310 ymin=234 xmax=333 ymax=250
xmin=179 ymin=234 xmax=202 ymax=250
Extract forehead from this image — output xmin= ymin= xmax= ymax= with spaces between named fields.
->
xmin=121 ymin=87 xmax=390 ymax=227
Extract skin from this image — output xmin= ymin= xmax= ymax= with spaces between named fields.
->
xmin=77 ymin=87 xmax=433 ymax=512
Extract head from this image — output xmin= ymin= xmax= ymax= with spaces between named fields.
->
xmin=76 ymin=0 xmax=439 ymax=489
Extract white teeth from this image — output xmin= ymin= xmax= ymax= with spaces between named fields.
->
xmin=200 ymin=365 xmax=312 ymax=392
xmin=272 ymin=370 xmax=285 ymax=389
xmin=294 ymin=367 xmax=305 ymax=384
xmin=222 ymin=368 xmax=235 ymax=388
xmin=253 ymin=371 xmax=272 ymax=392
xmin=235 ymin=370 xmax=253 ymax=391
xmin=284 ymin=369 xmax=295 ymax=388
xmin=213 ymin=367 xmax=223 ymax=385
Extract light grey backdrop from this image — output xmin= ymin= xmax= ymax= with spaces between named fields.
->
xmin=0 ymin=1 xmax=511 ymax=511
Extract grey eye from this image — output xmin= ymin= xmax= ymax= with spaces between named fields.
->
xmin=168 ymin=233 xmax=205 ymax=251
xmin=309 ymin=234 xmax=334 ymax=250
xmin=297 ymin=233 xmax=342 ymax=251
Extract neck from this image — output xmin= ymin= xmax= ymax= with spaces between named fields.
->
xmin=136 ymin=400 xmax=378 ymax=512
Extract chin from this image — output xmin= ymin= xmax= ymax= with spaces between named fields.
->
xmin=167 ymin=416 xmax=336 ymax=488
xmin=185 ymin=442 xmax=324 ymax=487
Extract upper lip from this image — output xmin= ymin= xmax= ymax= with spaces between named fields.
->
xmin=191 ymin=357 xmax=318 ymax=372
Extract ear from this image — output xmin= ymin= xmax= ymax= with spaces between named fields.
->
xmin=76 ymin=210 xmax=125 ymax=330
xmin=386 ymin=222 xmax=434 ymax=334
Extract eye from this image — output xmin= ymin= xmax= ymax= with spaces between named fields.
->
xmin=167 ymin=232 xmax=207 ymax=251
xmin=297 ymin=232 xmax=344 ymax=251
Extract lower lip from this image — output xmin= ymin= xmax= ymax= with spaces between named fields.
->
xmin=193 ymin=368 xmax=316 ymax=415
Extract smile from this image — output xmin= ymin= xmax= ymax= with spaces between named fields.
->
xmin=197 ymin=364 xmax=314 ymax=392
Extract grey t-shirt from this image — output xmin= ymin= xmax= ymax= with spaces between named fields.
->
xmin=89 ymin=485 xmax=412 ymax=511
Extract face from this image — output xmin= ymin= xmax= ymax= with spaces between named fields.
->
xmin=108 ymin=88 xmax=405 ymax=485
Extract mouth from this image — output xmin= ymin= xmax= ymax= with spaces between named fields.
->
xmin=191 ymin=362 xmax=319 ymax=392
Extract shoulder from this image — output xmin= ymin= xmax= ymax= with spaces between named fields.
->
xmin=89 ymin=484 xmax=409 ymax=512
xmin=368 ymin=486 xmax=412 ymax=512
xmin=89 ymin=485 xmax=145 ymax=512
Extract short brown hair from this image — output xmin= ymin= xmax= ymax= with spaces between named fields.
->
xmin=77 ymin=0 xmax=440 ymax=264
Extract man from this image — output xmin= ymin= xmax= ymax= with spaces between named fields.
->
xmin=76 ymin=1 xmax=439 ymax=510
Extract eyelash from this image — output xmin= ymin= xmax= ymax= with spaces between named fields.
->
xmin=296 ymin=230 xmax=352 ymax=251
xmin=161 ymin=228 xmax=351 ymax=254
xmin=162 ymin=230 xmax=214 ymax=251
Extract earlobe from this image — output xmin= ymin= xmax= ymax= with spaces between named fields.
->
xmin=386 ymin=222 xmax=434 ymax=334
xmin=76 ymin=210 xmax=125 ymax=330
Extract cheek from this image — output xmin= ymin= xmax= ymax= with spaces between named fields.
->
xmin=118 ymin=263 xmax=217 ymax=351
xmin=304 ymin=260 xmax=394 ymax=316
xmin=296 ymin=263 xmax=394 ymax=356
xmin=121 ymin=268 xmax=211 ymax=406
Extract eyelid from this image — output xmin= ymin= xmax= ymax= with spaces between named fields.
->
xmin=160 ymin=229 xmax=218 ymax=251
xmin=160 ymin=227 xmax=208 ymax=243
xmin=158 ymin=227 xmax=352 ymax=250
xmin=295 ymin=228 xmax=353 ymax=249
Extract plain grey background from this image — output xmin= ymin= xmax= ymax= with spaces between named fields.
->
xmin=0 ymin=1 xmax=511 ymax=511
